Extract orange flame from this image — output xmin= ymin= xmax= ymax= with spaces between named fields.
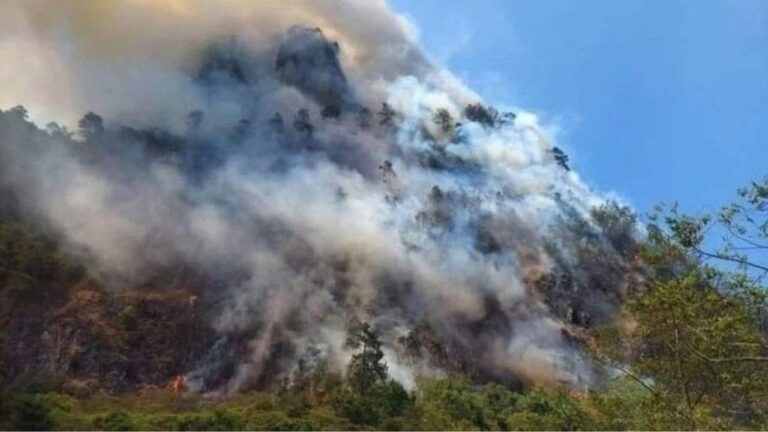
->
xmin=172 ymin=374 xmax=185 ymax=393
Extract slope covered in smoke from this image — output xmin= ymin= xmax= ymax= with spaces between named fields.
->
xmin=0 ymin=1 xmax=641 ymax=395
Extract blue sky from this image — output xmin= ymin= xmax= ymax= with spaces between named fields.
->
xmin=391 ymin=0 xmax=768 ymax=215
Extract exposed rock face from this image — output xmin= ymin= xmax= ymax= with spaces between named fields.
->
xmin=196 ymin=38 xmax=252 ymax=87
xmin=1 ymin=278 xmax=214 ymax=393
xmin=276 ymin=27 xmax=355 ymax=110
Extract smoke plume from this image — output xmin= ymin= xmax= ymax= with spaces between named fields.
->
xmin=0 ymin=1 xmax=637 ymax=394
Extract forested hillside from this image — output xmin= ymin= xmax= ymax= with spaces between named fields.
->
xmin=1 ymin=102 xmax=766 ymax=429
xmin=0 ymin=2 xmax=766 ymax=430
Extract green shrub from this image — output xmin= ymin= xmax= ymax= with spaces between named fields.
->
xmin=507 ymin=388 xmax=592 ymax=431
xmin=414 ymin=377 xmax=486 ymax=430
xmin=92 ymin=410 xmax=136 ymax=431
xmin=331 ymin=388 xmax=380 ymax=427
xmin=245 ymin=411 xmax=316 ymax=431
xmin=2 ymin=395 xmax=56 ymax=431
xmin=0 ymin=222 xmax=84 ymax=286
xmin=170 ymin=409 xmax=246 ymax=431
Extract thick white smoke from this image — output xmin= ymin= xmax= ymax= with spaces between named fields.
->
xmin=0 ymin=0 xmax=456 ymax=128
xmin=0 ymin=1 xmax=635 ymax=394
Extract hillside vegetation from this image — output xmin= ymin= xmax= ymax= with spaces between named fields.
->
xmin=1 ymin=178 xmax=767 ymax=430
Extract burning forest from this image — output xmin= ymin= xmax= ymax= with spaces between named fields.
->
xmin=1 ymin=1 xmax=766 ymax=431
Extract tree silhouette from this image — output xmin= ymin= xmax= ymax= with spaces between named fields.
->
xmin=345 ymin=322 xmax=387 ymax=393
xmin=464 ymin=103 xmax=498 ymax=127
xmin=378 ymin=103 xmax=396 ymax=128
xmin=552 ymin=146 xmax=570 ymax=171
xmin=78 ymin=112 xmax=105 ymax=140
xmin=293 ymin=109 xmax=313 ymax=135
xmin=433 ymin=108 xmax=455 ymax=134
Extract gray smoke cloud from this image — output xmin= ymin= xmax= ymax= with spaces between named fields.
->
xmin=0 ymin=1 xmax=637 ymax=394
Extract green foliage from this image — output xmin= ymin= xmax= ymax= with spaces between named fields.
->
xmin=92 ymin=411 xmax=136 ymax=431
xmin=331 ymin=387 xmax=382 ymax=427
xmin=345 ymin=322 xmax=388 ymax=393
xmin=276 ymin=387 xmax=311 ymax=417
xmin=477 ymin=384 xmax=518 ymax=430
xmin=593 ymin=178 xmax=768 ymax=429
xmin=331 ymin=379 xmax=412 ymax=428
xmin=414 ymin=377 xmax=489 ymax=430
xmin=653 ymin=177 xmax=768 ymax=276
xmin=0 ymin=395 xmax=56 ymax=431
xmin=507 ymin=388 xmax=592 ymax=431
xmin=166 ymin=409 xmax=246 ymax=431
xmin=624 ymin=271 xmax=768 ymax=428
xmin=413 ymin=379 xmax=593 ymax=431
xmin=0 ymin=222 xmax=84 ymax=286
xmin=243 ymin=411 xmax=315 ymax=431
xmin=373 ymin=379 xmax=412 ymax=419
xmin=331 ymin=322 xmax=414 ymax=428
xmin=586 ymin=378 xmax=658 ymax=430
xmin=591 ymin=200 xmax=638 ymax=257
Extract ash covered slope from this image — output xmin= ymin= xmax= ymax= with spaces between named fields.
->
xmin=0 ymin=2 xmax=640 ymax=395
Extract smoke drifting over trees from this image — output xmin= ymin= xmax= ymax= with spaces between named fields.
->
xmin=0 ymin=1 xmax=641 ymax=396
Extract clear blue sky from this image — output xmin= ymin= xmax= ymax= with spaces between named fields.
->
xmin=390 ymin=0 xmax=768 ymax=215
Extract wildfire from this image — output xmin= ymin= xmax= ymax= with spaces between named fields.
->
xmin=172 ymin=374 xmax=185 ymax=393
xmin=569 ymin=387 xmax=588 ymax=399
